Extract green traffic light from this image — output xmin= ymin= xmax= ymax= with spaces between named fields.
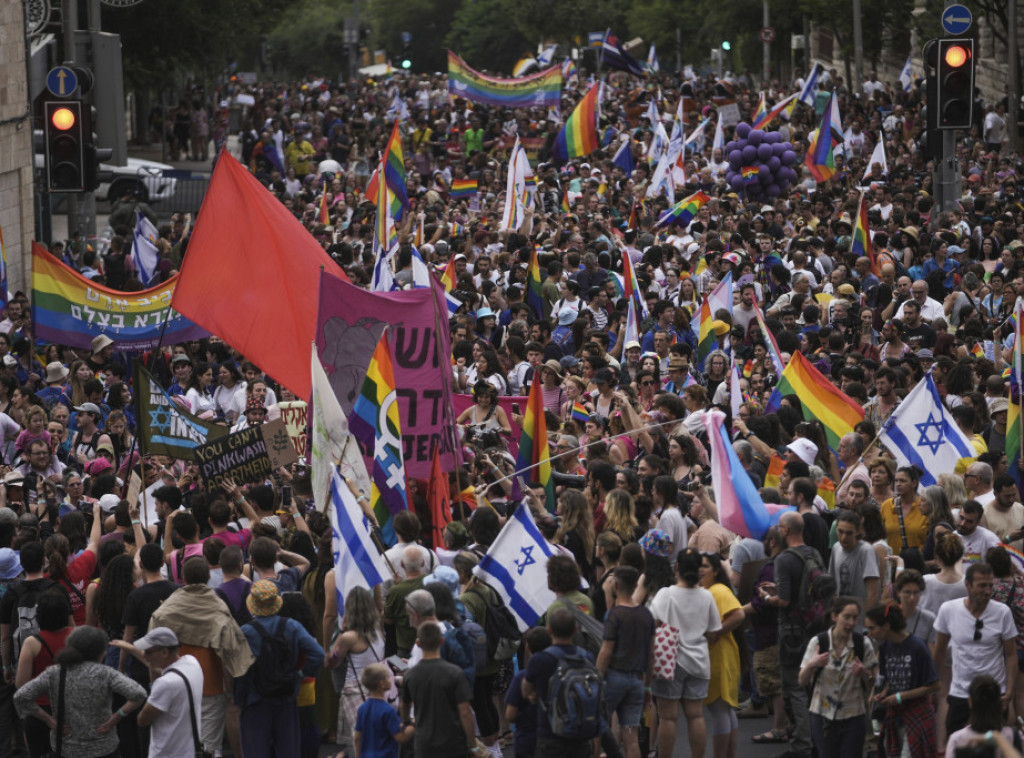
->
xmin=401 ymin=59 xmax=412 ymax=69
xmin=722 ymin=41 xmax=731 ymax=51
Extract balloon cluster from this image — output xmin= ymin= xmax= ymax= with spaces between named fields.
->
xmin=724 ymin=122 xmax=799 ymax=201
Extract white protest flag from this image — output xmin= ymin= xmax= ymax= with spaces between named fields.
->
xmin=473 ymin=504 xmax=557 ymax=630
xmin=131 ymin=210 xmax=160 ymax=287
xmin=730 ymin=358 xmax=743 ymax=419
xmin=500 ymin=138 xmax=527 ymax=231
xmin=879 ymin=373 xmax=975 ymax=487
xmin=328 ymin=469 xmax=391 ymax=617
xmin=861 ymin=134 xmax=889 ymax=183
xmin=311 ymin=344 xmax=371 ymax=510
xmin=712 ymin=114 xmax=725 ymax=153
xmin=646 ymin=149 xmax=675 ymax=204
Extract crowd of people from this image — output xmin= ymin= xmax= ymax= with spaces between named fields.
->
xmin=4 ymin=57 xmax=1024 ymax=758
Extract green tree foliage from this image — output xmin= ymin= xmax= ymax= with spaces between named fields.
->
xmin=445 ymin=0 xmax=531 ymax=74
xmin=370 ymin=0 xmax=463 ymax=72
xmin=104 ymin=0 xmax=286 ymax=90
xmin=266 ymin=0 xmax=350 ymax=77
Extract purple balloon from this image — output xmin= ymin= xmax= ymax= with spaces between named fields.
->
xmin=767 ymin=183 xmax=781 ymax=197
xmin=742 ymin=145 xmax=758 ymax=163
xmin=768 ymin=156 xmax=781 ymax=172
xmin=765 ymin=131 xmax=781 ymax=143
xmin=748 ymin=129 xmax=764 ymax=146
xmin=726 ymin=141 xmax=737 ymax=153
xmin=757 ymin=143 xmax=773 ymax=161
xmin=772 ymin=142 xmax=786 ymax=156
xmin=760 ymin=168 xmax=773 ymax=185
xmin=782 ymin=142 xmax=794 ymax=153
xmin=735 ymin=122 xmax=751 ymax=138
xmin=781 ymin=150 xmax=796 ymax=166
xmin=730 ymin=173 xmax=746 ymax=191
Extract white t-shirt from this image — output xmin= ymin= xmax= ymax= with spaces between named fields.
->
xmin=920 ymin=574 xmax=968 ymax=617
xmin=147 ymin=655 xmax=204 ymax=758
xmin=958 ymin=526 xmax=1002 ymax=567
xmin=654 ymin=508 xmax=688 ymax=566
xmin=934 ymin=598 xmax=1016 ymax=697
xmin=649 ymin=585 xmax=721 ymax=679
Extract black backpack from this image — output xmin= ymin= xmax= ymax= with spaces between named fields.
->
xmin=467 ymin=583 xmax=522 ymax=661
xmin=785 ymin=547 xmax=836 ymax=634
xmin=810 ymin=630 xmax=867 ymax=693
xmin=249 ymin=617 xmax=296 ymax=699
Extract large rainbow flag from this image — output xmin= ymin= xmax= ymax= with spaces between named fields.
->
xmin=525 ymin=245 xmax=545 ymax=319
xmin=31 ymin=243 xmax=206 ymax=351
xmin=349 ymin=329 xmax=409 ymax=539
xmin=448 ymin=51 xmax=562 ymax=109
xmin=515 ymin=370 xmax=554 ymax=511
xmin=806 ymin=91 xmax=844 ymax=183
xmin=383 ymin=120 xmax=409 ymax=220
xmin=766 ymin=351 xmax=864 ymax=449
xmin=851 ymin=191 xmax=876 ymax=274
xmin=551 ymin=82 xmax=601 ymax=164
xmin=655 ymin=190 xmax=710 ymax=228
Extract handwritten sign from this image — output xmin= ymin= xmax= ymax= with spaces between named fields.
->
xmin=262 ymin=418 xmax=298 ymax=469
xmin=278 ymin=401 xmax=308 ymax=459
xmin=193 ymin=426 xmax=274 ymax=489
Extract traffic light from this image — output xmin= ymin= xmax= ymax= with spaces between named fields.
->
xmin=401 ymin=31 xmax=413 ymax=70
xmin=44 ymin=100 xmax=85 ymax=192
xmin=721 ymin=41 xmax=732 ymax=51
xmin=935 ymin=37 xmax=974 ymax=130
xmin=81 ymin=104 xmax=113 ymax=192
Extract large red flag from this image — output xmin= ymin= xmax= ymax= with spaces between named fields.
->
xmin=171 ymin=152 xmax=345 ymax=399
xmin=426 ymin=443 xmax=451 ymax=549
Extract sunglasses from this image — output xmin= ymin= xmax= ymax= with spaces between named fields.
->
xmin=974 ymin=618 xmax=984 ymax=642
xmin=640 ymin=381 xmax=656 ymax=386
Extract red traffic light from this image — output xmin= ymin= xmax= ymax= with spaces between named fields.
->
xmin=944 ymin=44 xmax=969 ymax=68
xmin=51 ymin=107 xmax=76 ymax=131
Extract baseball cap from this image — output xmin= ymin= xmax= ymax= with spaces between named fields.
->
xmin=134 ymin=627 xmax=180 ymax=651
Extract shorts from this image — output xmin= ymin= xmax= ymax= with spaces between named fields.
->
xmin=753 ymin=645 xmax=782 ymax=698
xmin=651 ymin=663 xmax=709 ymax=702
xmin=603 ymin=670 xmax=644 ymax=727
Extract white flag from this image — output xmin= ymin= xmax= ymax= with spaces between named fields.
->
xmin=861 ymin=133 xmax=889 ymax=183
xmin=311 ymin=344 xmax=371 ymax=510
xmin=879 ymin=374 xmax=975 ymax=487
xmin=472 ymin=504 xmax=557 ymax=630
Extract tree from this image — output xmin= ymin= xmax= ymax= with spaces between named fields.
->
xmin=445 ymin=0 xmax=532 ymax=75
xmin=369 ymin=0 xmax=463 ymax=72
xmin=267 ymin=0 xmax=350 ymax=77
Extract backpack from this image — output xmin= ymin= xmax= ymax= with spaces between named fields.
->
xmin=249 ymin=617 xmax=297 ymax=699
xmin=560 ymin=602 xmax=604 ymax=657
xmin=541 ymin=646 xmax=604 ymax=740
xmin=9 ymin=580 xmax=64 ymax=662
xmin=785 ymin=547 xmax=836 ymax=633
xmin=441 ymin=622 xmax=477 ymax=687
xmin=460 ymin=618 xmax=489 ymax=672
xmin=467 ymin=584 xmax=522 ymax=661
xmin=810 ymin=630 xmax=867 ymax=693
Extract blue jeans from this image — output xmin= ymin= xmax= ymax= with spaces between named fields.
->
xmin=603 ymin=670 xmax=644 ymax=728
xmin=810 ymin=713 xmax=866 ymax=758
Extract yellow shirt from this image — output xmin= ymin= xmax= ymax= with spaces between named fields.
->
xmin=704 ymin=582 xmax=742 ymax=707
xmin=880 ymin=497 xmax=928 ymax=554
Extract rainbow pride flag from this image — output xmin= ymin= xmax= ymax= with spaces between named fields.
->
xmin=621 ymin=249 xmax=648 ymax=319
xmin=31 ymin=243 xmax=206 ymax=351
xmin=512 ymin=57 xmax=538 ymax=77
xmin=317 ymin=181 xmax=330 ymax=226
xmin=448 ymin=51 xmax=561 ymax=109
xmin=655 ymin=190 xmax=710 ymax=228
xmin=570 ymin=402 xmax=590 ymax=423
xmin=751 ymin=93 xmax=767 ymax=126
xmin=349 ymin=329 xmax=408 ymax=534
xmin=851 ymin=191 xmax=876 ymax=274
xmin=383 ymin=120 xmax=409 ymax=220
xmin=440 ymin=256 xmax=457 ymax=292
xmin=766 ymin=351 xmax=864 ymax=449
xmin=806 ymin=91 xmax=844 ymax=183
xmin=551 ymin=82 xmax=600 ymax=163
xmin=515 ymin=370 xmax=554 ymax=511
xmin=741 ymin=166 xmax=760 ymax=183
xmin=449 ymin=220 xmax=466 ymax=237
xmin=1008 ymin=302 xmax=1023 ymax=492
xmin=561 ymin=190 xmax=571 ymax=213
xmin=525 ymin=245 xmax=544 ymax=319
xmin=450 ymin=178 xmax=478 ymax=200
xmin=751 ymin=93 xmax=799 ymax=130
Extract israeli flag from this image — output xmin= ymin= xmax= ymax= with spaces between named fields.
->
xmin=879 ymin=373 xmax=975 ymax=487
xmin=473 ymin=504 xmax=557 ymax=631
xmin=328 ymin=470 xmax=392 ymax=617
xmin=647 ymin=44 xmax=660 ymax=73
xmin=537 ymin=45 xmax=557 ymax=67
xmin=899 ymin=56 xmax=913 ymax=92
xmin=371 ymin=245 xmax=397 ymax=292
xmin=130 ymin=210 xmax=160 ymax=288
xmin=612 ymin=139 xmax=635 ymax=175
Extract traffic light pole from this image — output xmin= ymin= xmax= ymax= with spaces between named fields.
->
xmin=62 ymin=0 xmax=79 ymax=241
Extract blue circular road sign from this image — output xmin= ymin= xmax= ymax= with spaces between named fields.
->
xmin=46 ymin=66 xmax=79 ymax=97
xmin=941 ymin=5 xmax=973 ymax=35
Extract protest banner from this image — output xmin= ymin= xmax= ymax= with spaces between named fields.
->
xmin=193 ymin=426 xmax=274 ymax=489
xmin=316 ymin=274 xmax=459 ymax=479
xmin=134 ymin=363 xmax=227 ymax=457
xmin=278 ymin=401 xmax=308 ymax=459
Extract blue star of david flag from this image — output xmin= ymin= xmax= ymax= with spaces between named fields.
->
xmin=328 ymin=469 xmax=392 ymax=618
xmin=133 ymin=361 xmax=227 ymax=458
xmin=879 ymin=372 xmax=975 ymax=487
xmin=473 ymin=504 xmax=557 ymax=631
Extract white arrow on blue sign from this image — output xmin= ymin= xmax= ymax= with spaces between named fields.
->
xmin=941 ymin=4 xmax=972 ymax=34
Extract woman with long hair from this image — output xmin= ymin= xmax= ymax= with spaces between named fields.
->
xmin=456 ymin=381 xmax=511 ymax=448
xmin=944 ymin=675 xmax=1022 ymax=756
xmin=104 ymin=383 xmax=135 ymax=433
xmin=880 ymin=465 xmax=927 ymax=555
xmin=937 ymin=472 xmax=969 ymax=512
xmin=104 ymin=411 xmax=135 ymax=476
xmin=89 ymin=554 xmax=136 ymax=667
xmin=668 ymin=434 xmax=703 ymax=487
xmin=698 ymin=553 xmax=744 ymax=758
xmin=14 ymin=626 xmax=147 ymax=758
xmin=46 ymin=503 xmax=101 ymax=626
xmin=800 ymin=596 xmax=878 ymax=758
xmin=326 ymin=586 xmax=387 ymax=758
xmin=554 ymin=490 xmax=595 ymax=584
xmin=15 ymin=593 xmax=75 ymax=758
xmin=304 ymin=531 xmax=340 ymax=744
xmin=474 ymin=350 xmax=508 ymax=395
xmin=213 ymin=362 xmax=246 ymax=425
xmin=920 ymin=485 xmax=956 ymax=571
xmin=68 ymin=360 xmax=93 ymax=407
xmin=591 ymin=531 xmax=623 ymax=621
xmin=603 ymin=489 xmax=641 ymax=544
xmin=185 ymin=361 xmax=217 ymax=416
xmin=864 ymin=602 xmax=939 ymax=757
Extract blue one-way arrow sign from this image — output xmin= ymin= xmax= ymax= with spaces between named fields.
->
xmin=46 ymin=66 xmax=79 ymax=97
xmin=941 ymin=4 xmax=972 ymax=34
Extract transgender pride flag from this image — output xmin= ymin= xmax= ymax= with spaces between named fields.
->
xmin=703 ymin=409 xmax=792 ymax=539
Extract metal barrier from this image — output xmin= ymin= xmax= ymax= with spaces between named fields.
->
xmin=157 ymin=170 xmax=210 ymax=219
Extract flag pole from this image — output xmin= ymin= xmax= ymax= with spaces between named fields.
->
xmin=428 ymin=274 xmax=464 ymax=511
